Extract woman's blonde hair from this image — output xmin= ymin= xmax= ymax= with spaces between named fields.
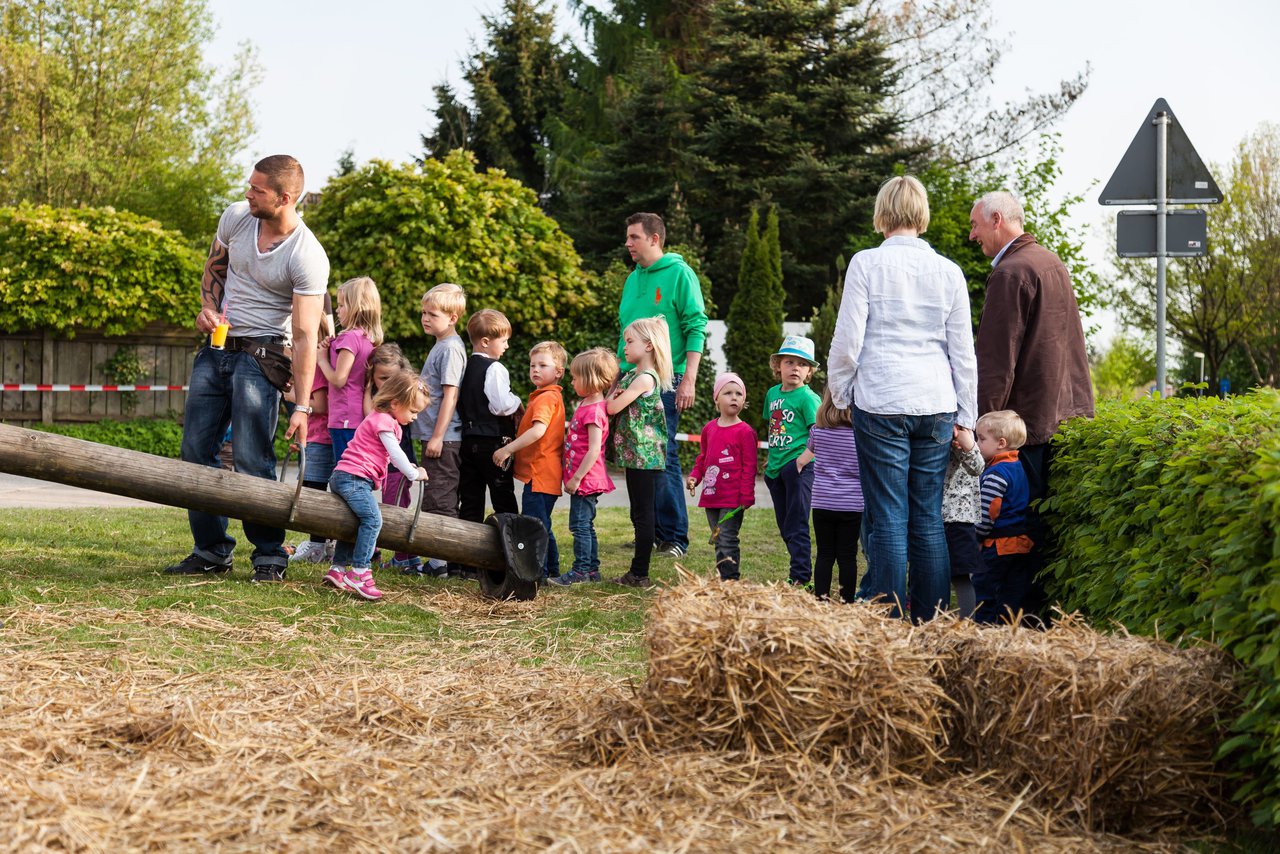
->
xmin=371 ymin=368 xmax=428 ymax=414
xmin=623 ymin=316 xmax=673 ymax=391
xmin=569 ymin=347 xmax=618 ymax=395
xmin=338 ymin=276 xmax=385 ymax=345
xmin=815 ymin=385 xmax=851 ymax=429
xmin=873 ymin=175 xmax=930 ymax=235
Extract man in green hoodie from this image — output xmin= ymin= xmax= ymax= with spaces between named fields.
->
xmin=618 ymin=212 xmax=709 ymax=558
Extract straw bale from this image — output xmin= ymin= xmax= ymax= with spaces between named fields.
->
xmin=919 ymin=614 xmax=1239 ymax=832
xmin=627 ymin=575 xmax=952 ymax=775
xmin=0 ymin=596 xmax=1219 ymax=852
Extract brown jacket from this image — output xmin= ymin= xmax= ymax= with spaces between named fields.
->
xmin=975 ymin=233 xmax=1094 ymax=445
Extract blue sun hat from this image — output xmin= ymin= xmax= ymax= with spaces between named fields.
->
xmin=773 ymin=335 xmax=819 ymax=368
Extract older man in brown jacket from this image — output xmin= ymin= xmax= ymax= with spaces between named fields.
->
xmin=969 ymin=191 xmax=1093 ymax=619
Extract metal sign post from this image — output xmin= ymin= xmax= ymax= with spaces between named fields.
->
xmin=1101 ymin=98 xmax=1221 ymax=397
xmin=1155 ymin=111 xmax=1169 ymax=395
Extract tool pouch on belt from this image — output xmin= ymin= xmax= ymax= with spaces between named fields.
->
xmin=241 ymin=340 xmax=294 ymax=394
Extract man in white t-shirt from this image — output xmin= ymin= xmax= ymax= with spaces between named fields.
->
xmin=164 ymin=155 xmax=330 ymax=582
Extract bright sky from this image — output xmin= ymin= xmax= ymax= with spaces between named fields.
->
xmin=206 ymin=0 xmax=1280 ymax=345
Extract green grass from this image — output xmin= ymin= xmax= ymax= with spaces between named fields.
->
xmin=0 ymin=505 xmax=798 ymax=676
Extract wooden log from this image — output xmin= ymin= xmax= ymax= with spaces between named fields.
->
xmin=0 ymin=423 xmax=506 ymax=571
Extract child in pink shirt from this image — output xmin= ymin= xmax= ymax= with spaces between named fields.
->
xmin=326 ymin=370 xmax=428 ymax=600
xmin=320 ymin=276 xmax=383 ymax=462
xmin=549 ymin=348 xmax=616 ymax=587
xmin=687 ymin=372 xmax=758 ymax=579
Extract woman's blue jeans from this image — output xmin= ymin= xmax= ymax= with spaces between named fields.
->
xmin=329 ymin=470 xmax=382 ymax=568
xmin=852 ymin=407 xmax=954 ymax=621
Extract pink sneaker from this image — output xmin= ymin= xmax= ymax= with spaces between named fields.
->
xmin=342 ymin=568 xmax=383 ymax=601
xmin=322 ymin=566 xmax=346 ymax=589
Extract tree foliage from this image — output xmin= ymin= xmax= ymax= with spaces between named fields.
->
xmin=424 ymin=0 xmax=1087 ymax=324
xmin=724 ymin=207 xmax=784 ymax=434
xmin=848 ymin=136 xmax=1102 ymax=328
xmin=305 ymin=152 xmax=598 ymax=354
xmin=420 ymin=0 xmax=569 ymax=196
xmin=870 ymin=0 xmax=1087 ymax=163
xmin=0 ymin=0 xmax=259 ymax=242
xmin=1090 ymin=333 xmax=1155 ymax=401
xmin=0 ymin=204 xmax=203 ymax=335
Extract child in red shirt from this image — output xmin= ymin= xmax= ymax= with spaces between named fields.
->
xmin=687 ymin=372 xmax=758 ymax=579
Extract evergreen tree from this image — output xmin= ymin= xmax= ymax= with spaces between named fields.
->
xmin=685 ymin=0 xmax=901 ymax=316
xmin=725 ymin=207 xmax=784 ymax=434
xmin=807 ymin=267 xmax=844 ymax=393
xmin=421 ymin=0 xmax=568 ymax=194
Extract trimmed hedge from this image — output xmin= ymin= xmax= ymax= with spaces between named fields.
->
xmin=0 ymin=205 xmax=203 ymax=336
xmin=28 ymin=418 xmax=185 ymax=459
xmin=1044 ymin=391 xmax=1280 ymax=826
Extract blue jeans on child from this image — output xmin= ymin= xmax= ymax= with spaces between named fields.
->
xmin=852 ymin=407 xmax=953 ymax=621
xmin=653 ymin=374 xmax=689 ymax=551
xmin=521 ymin=483 xmax=560 ymax=578
xmin=179 ymin=345 xmax=286 ymax=570
xmin=568 ymin=493 xmax=600 ymax=575
xmin=329 ymin=470 xmax=382 ymax=568
xmin=764 ymin=459 xmax=815 ymax=584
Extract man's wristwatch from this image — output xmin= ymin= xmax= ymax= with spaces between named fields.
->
xmin=294 ymin=404 xmax=314 ymax=414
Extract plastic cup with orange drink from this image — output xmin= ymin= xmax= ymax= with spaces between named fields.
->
xmin=211 ymin=317 xmax=231 ymax=349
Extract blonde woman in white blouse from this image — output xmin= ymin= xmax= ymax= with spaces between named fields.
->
xmin=827 ymin=175 xmax=977 ymax=621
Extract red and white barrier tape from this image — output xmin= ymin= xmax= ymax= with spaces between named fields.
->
xmin=1 ymin=384 xmax=189 ymax=392
xmin=0 ymin=391 xmax=767 ymax=447
xmin=676 ymin=430 xmax=768 ymax=450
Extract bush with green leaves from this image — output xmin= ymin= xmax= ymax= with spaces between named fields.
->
xmin=1043 ymin=391 xmax=1280 ymax=825
xmin=0 ymin=205 xmax=203 ymax=336
xmin=29 ymin=418 xmax=185 ymax=458
xmin=724 ymin=207 xmax=784 ymax=435
xmin=306 ymin=152 xmax=598 ymax=356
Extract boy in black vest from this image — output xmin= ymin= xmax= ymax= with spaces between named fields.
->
xmin=453 ymin=309 xmax=522 ymax=577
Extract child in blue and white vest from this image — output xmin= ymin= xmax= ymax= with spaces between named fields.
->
xmin=973 ymin=409 xmax=1034 ymax=624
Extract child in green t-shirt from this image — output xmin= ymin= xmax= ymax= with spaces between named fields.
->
xmin=763 ymin=335 xmax=821 ymax=585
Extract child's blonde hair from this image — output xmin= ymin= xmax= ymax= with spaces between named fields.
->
xmin=623 ymin=316 xmax=674 ymax=391
xmin=338 ymin=276 xmax=385 ymax=346
xmin=372 ymin=368 xmax=429 ymax=414
xmin=769 ymin=353 xmax=816 ymax=383
xmin=422 ymin=282 xmax=466 ymax=319
xmin=365 ymin=343 xmax=413 ymax=391
xmin=530 ymin=340 xmax=569 ymax=371
xmin=570 ymin=347 xmax=618 ymax=395
xmin=815 ymin=385 xmax=851 ymax=429
xmin=976 ymin=409 xmax=1027 ymax=450
xmin=466 ymin=309 xmax=512 ymax=343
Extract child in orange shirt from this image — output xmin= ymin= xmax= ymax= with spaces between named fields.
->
xmin=494 ymin=341 xmax=568 ymax=581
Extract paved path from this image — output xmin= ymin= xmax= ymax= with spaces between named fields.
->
xmin=0 ymin=470 xmax=776 ymax=510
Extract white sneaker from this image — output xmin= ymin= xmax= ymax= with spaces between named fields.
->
xmin=290 ymin=540 xmax=329 ymax=563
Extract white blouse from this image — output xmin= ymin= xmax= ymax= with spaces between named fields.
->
xmin=827 ymin=235 xmax=977 ymax=429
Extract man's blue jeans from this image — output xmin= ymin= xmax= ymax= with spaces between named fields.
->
xmin=179 ymin=346 xmax=286 ymax=569
xmin=653 ymin=372 xmax=689 ymax=550
xmin=567 ymin=493 xmax=600 ymax=575
xmin=329 ymin=470 xmax=382 ymax=568
xmin=521 ymin=483 xmax=560 ymax=578
xmin=852 ymin=407 xmax=954 ymax=621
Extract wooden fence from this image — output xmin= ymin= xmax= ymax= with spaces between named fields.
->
xmin=0 ymin=324 xmax=198 ymax=424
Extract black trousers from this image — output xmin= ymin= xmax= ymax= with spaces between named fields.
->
xmin=1019 ymin=442 xmax=1054 ymax=621
xmin=811 ymin=508 xmax=862 ymax=601
xmin=453 ymin=435 xmax=518 ymax=572
xmin=625 ymin=468 xmax=661 ymax=578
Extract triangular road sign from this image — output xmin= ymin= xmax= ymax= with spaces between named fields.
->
xmin=1099 ymin=98 xmax=1222 ymax=205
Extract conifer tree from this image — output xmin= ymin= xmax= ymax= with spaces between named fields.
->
xmin=725 ymin=207 xmax=784 ymax=434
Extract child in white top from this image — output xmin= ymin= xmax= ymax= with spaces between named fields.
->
xmin=326 ymin=370 xmax=428 ymax=600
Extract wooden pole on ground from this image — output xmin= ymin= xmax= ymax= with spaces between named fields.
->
xmin=0 ymin=423 xmax=506 ymax=571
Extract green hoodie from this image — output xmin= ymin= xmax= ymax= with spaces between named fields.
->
xmin=616 ymin=252 xmax=708 ymax=373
